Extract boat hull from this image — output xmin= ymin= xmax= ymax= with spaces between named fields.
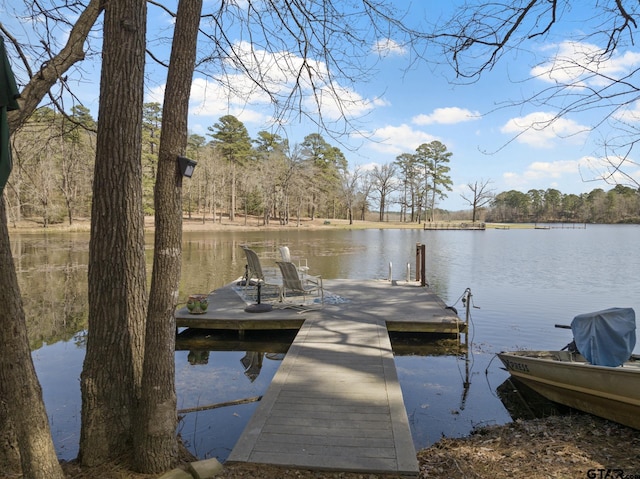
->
xmin=498 ymin=350 xmax=640 ymax=430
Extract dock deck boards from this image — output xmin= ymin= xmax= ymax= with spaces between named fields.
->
xmin=175 ymin=279 xmax=465 ymax=477
xmin=226 ymin=315 xmax=419 ymax=476
xmin=175 ymin=278 xmax=465 ymax=334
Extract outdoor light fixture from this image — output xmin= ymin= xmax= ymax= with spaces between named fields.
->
xmin=177 ymin=155 xmax=197 ymax=178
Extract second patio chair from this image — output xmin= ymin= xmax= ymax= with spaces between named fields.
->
xmin=279 ymin=246 xmax=310 ymax=276
xmin=276 ymin=260 xmax=324 ymax=306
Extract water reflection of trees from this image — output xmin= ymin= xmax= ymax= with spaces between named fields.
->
xmin=12 ymin=235 xmax=89 ymax=350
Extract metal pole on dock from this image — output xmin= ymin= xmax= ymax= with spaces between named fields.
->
xmin=464 ymin=288 xmax=471 ymax=334
xmin=463 ymin=288 xmax=472 ymax=393
xmin=415 ymin=243 xmax=421 ymax=282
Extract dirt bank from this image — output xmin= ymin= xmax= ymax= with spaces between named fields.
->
xmin=56 ymin=413 xmax=640 ymax=478
xmin=206 ymin=414 xmax=640 ymax=479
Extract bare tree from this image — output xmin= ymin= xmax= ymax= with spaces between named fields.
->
xmin=340 ymin=166 xmax=362 ymax=225
xmin=4 ymin=2 xmax=102 ymax=132
xmin=370 ymin=163 xmax=398 ymax=222
xmin=461 ymin=179 xmax=494 ymax=223
xmin=357 ymin=173 xmax=375 ymax=221
xmin=196 ymin=1 xmax=430 ymax=136
xmin=435 ymin=1 xmax=640 ymax=186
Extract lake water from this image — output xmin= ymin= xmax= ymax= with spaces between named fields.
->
xmin=12 ymin=224 xmax=640 ymax=462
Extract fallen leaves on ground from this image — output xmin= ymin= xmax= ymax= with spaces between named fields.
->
xmin=56 ymin=414 xmax=640 ymax=478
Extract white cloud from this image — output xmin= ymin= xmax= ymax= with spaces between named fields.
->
xmin=503 ymin=157 xmax=592 ymax=189
xmin=150 ymin=40 xmax=383 ymax=129
xmin=501 ymin=111 xmax=589 ymax=148
xmin=356 ymin=161 xmax=381 ymax=172
xmin=372 ymin=38 xmax=406 ymax=57
xmin=532 ymin=41 xmax=640 ymax=87
xmin=148 ymin=77 xmax=270 ymax=128
xmin=532 ymin=41 xmax=602 ymax=84
xmin=525 ymin=159 xmax=583 ymax=179
xmin=368 ymin=124 xmax=440 ymax=155
xmin=412 ymin=107 xmax=481 ymax=125
xmin=302 ymin=84 xmax=378 ymax=121
xmin=587 ymin=155 xmax=640 ymax=185
xmin=613 ymin=100 xmax=640 ymax=123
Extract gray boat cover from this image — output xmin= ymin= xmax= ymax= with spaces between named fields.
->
xmin=571 ymin=307 xmax=636 ymax=367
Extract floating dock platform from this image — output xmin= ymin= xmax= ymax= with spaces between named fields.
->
xmin=175 ymin=278 xmax=466 ymax=335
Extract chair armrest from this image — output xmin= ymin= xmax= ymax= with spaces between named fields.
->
xmin=306 ymin=275 xmax=322 ymax=287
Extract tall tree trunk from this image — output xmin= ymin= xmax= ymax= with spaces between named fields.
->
xmin=134 ymin=0 xmax=202 ymax=473
xmin=230 ymin=162 xmax=236 ymax=221
xmin=0 ymin=199 xmax=65 ymax=479
xmin=80 ymin=0 xmax=147 ymax=466
xmin=0 ymin=394 xmax=20 ymax=474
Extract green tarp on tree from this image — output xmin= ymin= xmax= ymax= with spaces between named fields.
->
xmin=0 ymin=36 xmax=20 ymax=195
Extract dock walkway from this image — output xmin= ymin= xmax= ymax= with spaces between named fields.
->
xmin=176 ymin=279 xmax=466 ymax=477
xmin=227 ymin=314 xmax=418 ymax=475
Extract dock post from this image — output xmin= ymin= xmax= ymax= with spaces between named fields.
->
xmin=388 ymin=262 xmax=392 ymax=281
xmin=415 ymin=243 xmax=426 ymax=285
xmin=463 ymin=288 xmax=472 ymax=345
xmin=420 ymin=244 xmax=426 ymax=286
xmin=406 ymin=263 xmax=410 ymax=282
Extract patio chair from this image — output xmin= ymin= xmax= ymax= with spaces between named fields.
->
xmin=276 ymin=260 xmax=323 ymax=305
xmin=278 ymin=246 xmax=309 ymax=276
xmin=240 ymin=246 xmax=280 ymax=301
xmin=241 ymin=245 xmax=266 ymax=284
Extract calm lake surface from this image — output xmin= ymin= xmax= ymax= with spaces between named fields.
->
xmin=12 ymin=224 xmax=640 ymax=462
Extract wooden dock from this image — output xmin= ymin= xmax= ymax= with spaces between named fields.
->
xmin=423 ymin=222 xmax=486 ymax=230
xmin=175 ymin=279 xmax=466 ymax=477
xmin=175 ymin=278 xmax=465 ymax=335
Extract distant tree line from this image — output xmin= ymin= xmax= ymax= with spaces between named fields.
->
xmin=486 ymin=186 xmax=640 ymax=224
xmin=4 ymin=106 xmax=639 ymax=226
xmin=3 ymin=106 xmax=455 ymax=226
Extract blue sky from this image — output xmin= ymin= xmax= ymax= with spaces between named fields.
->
xmin=6 ymin=1 xmax=640 ymax=211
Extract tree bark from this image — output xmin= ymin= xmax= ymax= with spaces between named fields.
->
xmin=80 ymin=0 xmax=147 ymax=466
xmin=134 ymin=0 xmax=202 ymax=473
xmin=0 ymin=199 xmax=65 ymax=478
xmin=0 ymin=395 xmax=20 ymax=475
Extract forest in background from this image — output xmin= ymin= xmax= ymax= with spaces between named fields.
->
xmin=4 ymin=104 xmax=640 ymax=227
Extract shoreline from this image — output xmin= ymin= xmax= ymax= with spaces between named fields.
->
xmin=7 ymin=216 xmax=588 ymax=234
xmin=61 ymin=413 xmax=640 ymax=478
xmin=7 ymin=216 xmax=435 ymax=233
